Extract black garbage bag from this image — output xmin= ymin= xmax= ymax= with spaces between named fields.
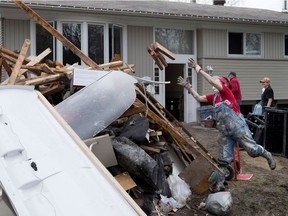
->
xmin=112 ymin=137 xmax=158 ymax=191
xmin=118 ymin=114 xmax=149 ymax=144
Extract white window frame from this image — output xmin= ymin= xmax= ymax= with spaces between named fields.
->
xmin=284 ymin=34 xmax=288 ymax=57
xmin=31 ymin=20 xmax=127 ymax=66
xmin=228 ymin=32 xmax=263 ymax=57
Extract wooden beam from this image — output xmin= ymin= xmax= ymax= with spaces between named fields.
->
xmin=0 ymin=47 xmax=30 ymax=64
xmin=114 ymin=172 xmax=137 ymax=191
xmin=19 ymin=48 xmax=52 ymax=75
xmin=155 ymin=51 xmax=168 ymax=67
xmin=152 ymin=42 xmax=175 ymax=60
xmin=23 ymin=74 xmax=65 ymax=86
xmin=1 ymin=59 xmax=12 ymax=77
xmin=41 ymin=63 xmax=55 ymax=74
xmin=147 ymin=47 xmax=164 ymax=70
xmin=8 ymin=39 xmax=30 ymax=85
xmin=13 ymin=0 xmax=101 ymax=70
xmin=0 ymin=58 xmax=2 ymax=82
xmin=140 ymin=145 xmax=161 ymax=154
xmin=98 ymin=61 xmax=123 ymax=69
xmin=1 ymin=53 xmax=19 ymax=64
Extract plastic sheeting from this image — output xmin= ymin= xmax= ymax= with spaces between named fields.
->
xmin=56 ymin=70 xmax=137 ymax=140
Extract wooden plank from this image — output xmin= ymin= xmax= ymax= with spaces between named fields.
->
xmin=149 ymin=130 xmax=162 ymax=136
xmin=41 ymin=63 xmax=56 ymax=74
xmin=8 ymin=39 xmax=30 ymax=85
xmin=179 ymin=156 xmax=215 ymax=194
xmin=155 ymin=51 xmax=168 ymax=67
xmin=0 ymin=58 xmax=2 ymax=82
xmin=39 ymin=82 xmax=65 ymax=96
xmin=2 ymin=48 xmax=52 ymax=84
xmin=1 ymin=59 xmax=12 ymax=77
xmin=120 ymin=104 xmax=147 ymax=118
xmin=23 ymin=74 xmax=65 ymax=86
xmin=1 ymin=53 xmax=19 ymax=64
xmin=99 ymin=61 xmax=123 ymax=69
xmin=140 ymin=145 xmax=161 ymax=153
xmin=114 ymin=172 xmax=137 ymax=191
xmin=152 ymin=42 xmax=175 ymax=60
xmin=147 ymin=47 xmax=164 ymax=70
xmin=0 ymin=47 xmax=30 ymax=63
xmin=13 ymin=0 xmax=101 ymax=70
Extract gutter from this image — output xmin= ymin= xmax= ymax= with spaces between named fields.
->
xmin=0 ymin=1 xmax=288 ymax=25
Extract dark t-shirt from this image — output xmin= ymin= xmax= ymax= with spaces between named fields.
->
xmin=261 ymin=87 xmax=274 ymax=107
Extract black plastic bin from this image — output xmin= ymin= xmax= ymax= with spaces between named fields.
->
xmin=263 ymin=108 xmax=288 ymax=156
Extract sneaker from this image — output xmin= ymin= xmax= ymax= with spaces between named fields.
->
xmin=266 ymin=152 xmax=276 ymax=170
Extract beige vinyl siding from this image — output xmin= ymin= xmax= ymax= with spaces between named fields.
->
xmin=199 ymin=59 xmax=288 ymax=102
xmin=3 ymin=19 xmax=30 ymax=52
xmin=127 ymin=26 xmax=153 ymax=78
xmin=2 ymin=19 xmax=30 ymax=81
xmin=264 ymin=32 xmax=284 ymax=59
xmin=198 ymin=29 xmax=227 ymax=58
xmin=0 ymin=18 xmax=3 ymax=48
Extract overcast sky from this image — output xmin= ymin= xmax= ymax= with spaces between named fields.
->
xmin=171 ymin=0 xmax=284 ymax=12
xmin=232 ymin=0 xmax=283 ymax=12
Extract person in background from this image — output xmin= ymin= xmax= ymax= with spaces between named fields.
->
xmin=228 ymin=71 xmax=242 ymax=110
xmin=177 ymin=58 xmax=276 ymax=191
xmin=260 ymin=77 xmax=274 ymax=109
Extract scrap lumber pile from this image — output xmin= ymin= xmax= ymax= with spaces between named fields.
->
xmin=0 ymin=42 xmax=135 ymax=99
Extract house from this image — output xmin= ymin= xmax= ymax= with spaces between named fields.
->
xmin=1 ymin=0 xmax=288 ymax=122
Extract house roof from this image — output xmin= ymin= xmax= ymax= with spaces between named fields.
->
xmin=2 ymin=0 xmax=288 ymax=25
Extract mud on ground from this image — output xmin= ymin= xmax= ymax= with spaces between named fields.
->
xmin=173 ymin=122 xmax=288 ymax=216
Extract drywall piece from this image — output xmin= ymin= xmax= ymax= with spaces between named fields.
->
xmin=0 ymin=86 xmax=144 ymax=216
xmin=84 ymin=134 xmax=118 ymax=168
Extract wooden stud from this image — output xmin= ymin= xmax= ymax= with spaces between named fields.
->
xmin=147 ymin=47 xmax=164 ymax=70
xmin=8 ymin=39 xmax=30 ymax=85
xmin=152 ymin=42 xmax=175 ymax=60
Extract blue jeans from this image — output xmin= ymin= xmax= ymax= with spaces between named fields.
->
xmin=215 ymin=103 xmax=266 ymax=164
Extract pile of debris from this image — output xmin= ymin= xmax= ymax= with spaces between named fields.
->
xmin=0 ymin=42 xmax=134 ymax=104
xmin=0 ymin=43 xmax=221 ymax=215
xmin=0 ymin=2 xmax=226 ymax=215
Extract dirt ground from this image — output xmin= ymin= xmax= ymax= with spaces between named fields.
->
xmin=172 ymin=122 xmax=288 ymax=216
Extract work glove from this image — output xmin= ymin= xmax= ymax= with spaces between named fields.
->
xmin=188 ymin=58 xmax=201 ymax=73
xmin=177 ymin=76 xmax=191 ymax=90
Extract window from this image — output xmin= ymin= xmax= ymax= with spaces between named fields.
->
xmin=155 ymin=28 xmax=194 ymax=54
xmin=154 ymin=68 xmax=160 ymax=95
xmin=188 ymin=68 xmax=192 ymax=84
xmin=88 ymin=24 xmax=104 ymax=64
xmin=285 ymin=35 xmax=288 ymax=56
xmin=62 ymin=23 xmax=81 ymax=65
xmin=229 ymin=32 xmax=261 ymax=56
xmin=35 ymin=22 xmax=124 ymax=66
xmin=284 ymin=0 xmax=288 ymax=11
xmin=36 ymin=22 xmax=55 ymax=61
xmin=109 ymin=25 xmax=123 ymax=62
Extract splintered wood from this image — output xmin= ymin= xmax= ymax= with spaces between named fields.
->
xmin=0 ymin=43 xmax=135 ymax=96
xmin=147 ymin=42 xmax=175 ymax=70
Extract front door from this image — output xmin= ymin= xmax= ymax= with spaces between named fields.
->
xmin=164 ymin=59 xmax=197 ymax=122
